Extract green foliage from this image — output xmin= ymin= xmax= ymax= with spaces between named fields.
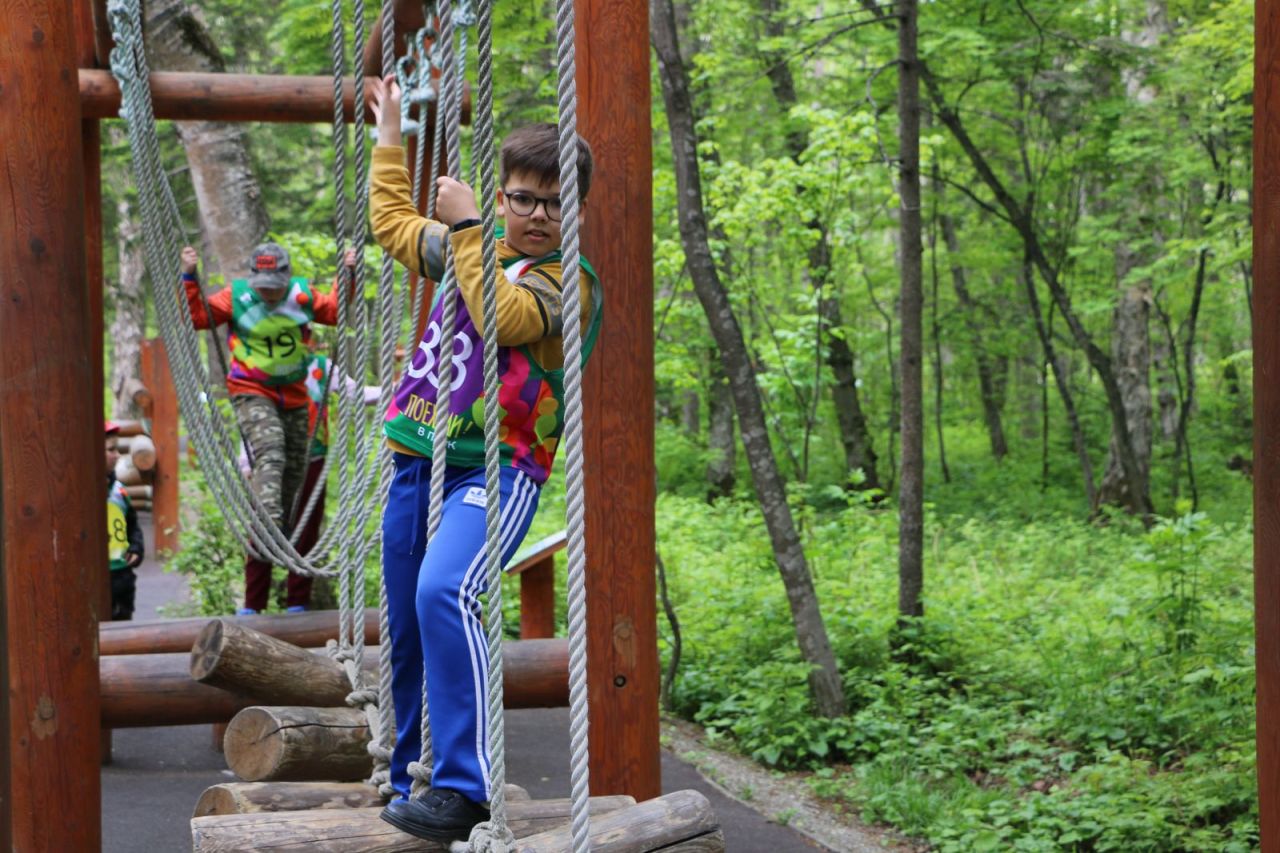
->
xmin=164 ymin=469 xmax=243 ymax=616
xmin=657 ymin=489 xmax=1257 ymax=849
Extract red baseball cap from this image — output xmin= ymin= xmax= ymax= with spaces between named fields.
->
xmin=105 ymin=420 xmax=120 ymax=436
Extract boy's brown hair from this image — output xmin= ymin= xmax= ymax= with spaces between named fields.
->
xmin=500 ymin=123 xmax=594 ymax=200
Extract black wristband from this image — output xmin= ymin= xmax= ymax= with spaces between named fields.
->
xmin=450 ymin=218 xmax=481 ymax=233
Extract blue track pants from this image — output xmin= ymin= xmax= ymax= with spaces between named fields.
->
xmin=382 ymin=452 xmax=541 ymax=801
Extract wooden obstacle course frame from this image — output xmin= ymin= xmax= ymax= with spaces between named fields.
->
xmin=2 ymin=0 xmax=658 ymax=846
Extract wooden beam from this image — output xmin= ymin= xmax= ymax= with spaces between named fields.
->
xmin=79 ymin=69 xmax=381 ymax=123
xmin=579 ymin=0 xmax=661 ymax=800
xmin=1 ymin=5 xmax=102 ymax=849
xmin=1256 ymin=0 xmax=1280 ymax=846
xmin=102 ymin=639 xmax=571 ymax=727
xmin=79 ymin=69 xmax=469 ymax=126
xmin=100 ymin=608 xmax=383 ymax=655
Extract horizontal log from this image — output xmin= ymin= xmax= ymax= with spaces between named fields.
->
xmin=224 ymin=706 xmax=370 ymax=782
xmin=80 ymin=69 xmax=380 ymax=123
xmin=514 ymin=790 xmax=723 ymax=853
xmin=191 ymin=619 xmax=353 ymax=707
xmin=102 ymin=639 xmax=569 ymax=727
xmin=100 ymin=609 xmax=381 ymax=655
xmin=192 ymin=782 xmax=532 ymax=817
xmin=129 ymin=433 xmax=156 ymax=471
xmin=111 ymin=419 xmax=148 ymax=438
xmin=113 ymin=455 xmax=145 ymax=486
xmin=191 ymin=796 xmax=637 ymax=852
xmin=194 ymin=782 xmax=383 ymax=817
xmin=120 ymin=376 xmax=153 ymax=413
xmin=123 ymin=484 xmax=153 ymax=501
xmin=101 ymin=653 xmax=255 ymax=728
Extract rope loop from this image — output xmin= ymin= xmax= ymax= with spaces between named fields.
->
xmin=467 ymin=822 xmax=516 ymax=853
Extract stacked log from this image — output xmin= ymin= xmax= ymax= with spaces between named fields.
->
xmin=112 ymin=423 xmax=155 ymax=509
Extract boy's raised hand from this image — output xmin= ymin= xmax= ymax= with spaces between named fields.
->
xmin=370 ymin=74 xmax=403 ymax=148
xmin=435 ymin=177 xmax=481 ymax=227
xmin=343 ymin=247 xmax=358 ymax=269
xmin=180 ymin=246 xmax=199 ymax=276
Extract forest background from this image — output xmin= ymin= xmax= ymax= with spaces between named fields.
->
xmin=101 ymin=0 xmax=1257 ymax=849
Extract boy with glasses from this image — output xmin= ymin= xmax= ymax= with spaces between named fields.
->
xmin=368 ymin=75 xmax=602 ymax=842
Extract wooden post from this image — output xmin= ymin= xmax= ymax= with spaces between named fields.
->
xmin=76 ymin=0 xmax=114 ymax=769
xmin=578 ymin=0 xmax=660 ymax=799
xmin=141 ymin=337 xmax=181 ymax=554
xmin=518 ymin=558 xmax=556 ymax=640
xmin=1256 ymin=2 xmax=1280 ymax=846
xmin=0 ymin=5 xmax=102 ymax=849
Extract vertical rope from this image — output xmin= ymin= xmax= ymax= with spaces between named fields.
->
xmin=552 ymin=0 xmax=594 ymax=847
xmin=408 ymin=0 xmax=464 ymax=798
xmin=466 ymin=0 xmax=512 ymax=846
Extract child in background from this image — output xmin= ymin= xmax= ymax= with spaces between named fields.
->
xmin=179 ymin=243 xmax=355 ymax=614
xmin=105 ymin=420 xmax=144 ymax=620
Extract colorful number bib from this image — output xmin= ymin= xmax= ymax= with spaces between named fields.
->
xmin=107 ymin=481 xmax=132 ymax=571
xmin=228 ymin=277 xmax=315 ymax=386
xmin=383 ymin=250 xmax=602 ymax=484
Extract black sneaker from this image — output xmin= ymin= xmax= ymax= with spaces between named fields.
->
xmin=380 ymin=788 xmax=491 ymax=842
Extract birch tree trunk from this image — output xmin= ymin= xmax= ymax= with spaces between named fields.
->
xmin=1094 ymin=0 xmax=1169 ymax=513
xmin=143 ymin=0 xmax=270 ymax=281
xmin=1094 ymin=264 xmax=1152 ymax=511
xmin=110 ymin=195 xmax=148 ymax=420
xmin=652 ymin=0 xmax=846 ymax=717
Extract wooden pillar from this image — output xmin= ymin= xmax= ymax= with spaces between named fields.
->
xmin=76 ymin=0 xmax=113 ymax=767
xmin=141 ymin=337 xmax=181 ymax=555
xmin=1256 ymin=1 xmax=1280 ymax=846
xmin=0 ymin=4 xmax=102 ymax=849
xmin=579 ymin=0 xmax=659 ymax=799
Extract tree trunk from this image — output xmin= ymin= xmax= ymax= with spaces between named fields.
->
xmin=110 ymin=193 xmax=148 ymax=420
xmin=143 ymin=0 xmax=270 ymax=279
xmin=928 ymin=212 xmax=950 ymax=483
xmin=1094 ymin=269 xmax=1152 ymax=512
xmin=757 ymin=0 xmax=880 ymax=491
xmin=705 ymin=356 xmax=736 ymax=499
xmin=1152 ymin=329 xmax=1179 ymax=440
xmin=1021 ymin=256 xmax=1096 ymax=507
xmin=1094 ymin=0 xmax=1170 ymax=514
xmin=652 ymin=0 xmax=846 ymax=717
xmin=895 ymin=0 xmax=924 ymax=621
xmin=939 ymin=211 xmax=1008 ymax=459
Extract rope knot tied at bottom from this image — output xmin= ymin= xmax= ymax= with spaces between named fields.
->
xmin=406 ymin=759 xmax=432 ymax=784
xmin=466 ymin=822 xmax=515 ymax=853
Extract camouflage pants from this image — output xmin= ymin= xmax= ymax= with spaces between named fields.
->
xmin=232 ymin=394 xmax=310 ymax=530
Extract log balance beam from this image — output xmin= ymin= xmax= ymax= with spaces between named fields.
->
xmin=190 ymin=789 xmax=722 ymax=852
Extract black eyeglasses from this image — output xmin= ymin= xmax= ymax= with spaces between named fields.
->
xmin=505 ymin=190 xmax=563 ymax=222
